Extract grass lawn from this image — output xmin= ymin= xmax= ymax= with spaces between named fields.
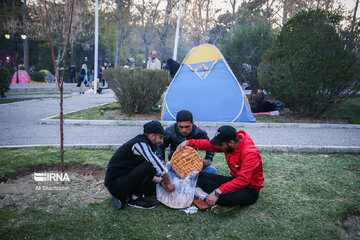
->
xmin=0 ymin=147 xmax=359 ymax=239
xmin=323 ymin=97 xmax=360 ymax=124
xmin=255 ymin=97 xmax=360 ymax=124
xmin=0 ymin=98 xmax=42 ymax=104
xmin=253 ymin=114 xmax=285 ymax=123
xmin=55 ymin=97 xmax=360 ymax=124
xmin=7 ymin=92 xmax=70 ymax=96
xmin=52 ymin=103 xmax=122 ymax=120
xmin=53 ymin=103 xmax=160 ymax=120
xmin=0 ymin=97 xmax=69 ymax=105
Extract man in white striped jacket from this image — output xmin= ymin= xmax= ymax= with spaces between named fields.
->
xmin=105 ymin=121 xmax=175 ymax=210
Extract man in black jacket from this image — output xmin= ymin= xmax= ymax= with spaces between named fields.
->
xmin=105 ymin=121 xmax=175 ymax=210
xmin=156 ymin=110 xmax=217 ymax=174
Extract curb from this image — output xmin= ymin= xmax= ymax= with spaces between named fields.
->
xmin=1 ymin=144 xmax=359 ymax=153
xmin=38 ymin=119 xmax=360 ymax=129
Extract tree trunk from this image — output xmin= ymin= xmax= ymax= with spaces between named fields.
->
xmin=56 ymin=48 xmax=66 ymax=77
xmin=351 ymin=0 xmax=359 ymax=32
xmin=22 ymin=0 xmax=29 ymax=72
xmin=9 ymin=0 xmax=16 ymax=61
xmin=115 ymin=28 xmax=123 ymax=68
xmin=56 ymin=48 xmax=61 ymax=73
xmin=159 ymin=0 xmax=172 ymax=62
xmin=59 ymin=86 xmax=64 ymax=172
xmin=23 ymin=38 xmax=29 ymax=72
xmin=230 ymin=0 xmax=236 ymax=39
xmin=282 ymin=0 xmax=288 ymax=25
xmin=144 ymin=44 xmax=149 ymax=65
xmin=70 ymin=42 xmax=77 ymax=65
xmin=115 ymin=0 xmax=124 ymax=68
xmin=324 ymin=0 xmax=330 ymax=11
xmin=251 ymin=70 xmax=259 ymax=94
xmin=204 ymin=0 xmax=210 ymax=42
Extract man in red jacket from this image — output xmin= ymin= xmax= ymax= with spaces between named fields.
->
xmin=177 ymin=125 xmax=264 ymax=207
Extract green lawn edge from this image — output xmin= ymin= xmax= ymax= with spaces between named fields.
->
xmin=53 ymin=98 xmax=360 ymax=124
xmin=0 ymin=147 xmax=359 ymax=240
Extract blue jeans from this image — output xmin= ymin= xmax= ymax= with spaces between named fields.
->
xmin=167 ymin=164 xmax=217 ymax=178
xmin=202 ymin=165 xmax=217 ymax=174
xmin=158 ymin=164 xmax=217 ymax=178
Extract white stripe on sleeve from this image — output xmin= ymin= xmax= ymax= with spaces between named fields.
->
xmin=132 ymin=142 xmax=167 ymax=176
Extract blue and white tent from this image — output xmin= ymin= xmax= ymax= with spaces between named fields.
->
xmin=161 ymin=44 xmax=255 ymax=122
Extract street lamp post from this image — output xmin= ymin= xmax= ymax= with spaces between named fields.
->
xmin=173 ymin=0 xmax=183 ymax=61
xmin=94 ymin=0 xmax=99 ymax=94
xmin=4 ymin=33 xmax=27 ymax=84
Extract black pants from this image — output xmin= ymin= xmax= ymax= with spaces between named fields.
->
xmin=70 ymin=74 xmax=76 ymax=83
xmin=198 ymin=172 xmax=259 ymax=206
xmin=107 ymin=162 xmax=156 ymax=202
xmin=77 ymin=74 xmax=85 ymax=87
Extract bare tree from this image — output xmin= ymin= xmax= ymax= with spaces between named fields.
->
xmin=282 ymin=0 xmax=335 ymax=25
xmin=1 ymin=0 xmax=26 ymax=69
xmin=22 ymin=0 xmax=29 ymax=71
xmin=157 ymin=0 xmax=178 ymax=61
xmin=351 ymin=0 xmax=359 ymax=32
xmin=183 ymin=0 xmax=219 ymax=45
xmin=229 ymin=0 xmax=237 ymax=38
xmin=263 ymin=0 xmax=277 ymax=19
xmin=115 ymin=0 xmax=131 ymax=68
xmin=44 ymin=0 xmax=74 ymax=172
xmin=27 ymin=0 xmax=93 ymax=71
xmin=134 ymin=0 xmax=162 ymax=61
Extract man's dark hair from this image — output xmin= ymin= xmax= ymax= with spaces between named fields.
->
xmin=176 ymin=110 xmax=193 ymax=122
xmin=231 ymin=137 xmax=241 ymax=143
xmin=166 ymin=59 xmax=180 ymax=78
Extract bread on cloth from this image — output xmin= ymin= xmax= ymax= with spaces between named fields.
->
xmin=170 ymin=146 xmax=203 ymax=178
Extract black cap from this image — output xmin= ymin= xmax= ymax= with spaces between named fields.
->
xmin=143 ymin=121 xmax=166 ymax=136
xmin=210 ymin=126 xmax=238 ymax=146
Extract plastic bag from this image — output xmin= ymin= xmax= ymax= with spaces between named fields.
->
xmin=156 ymin=164 xmax=199 ymax=209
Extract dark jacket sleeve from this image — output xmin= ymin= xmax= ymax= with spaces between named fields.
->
xmin=155 ymin=129 xmax=171 ymax=161
xmin=197 ymin=128 xmax=215 ymax=162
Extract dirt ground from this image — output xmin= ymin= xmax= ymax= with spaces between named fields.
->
xmin=341 ymin=208 xmax=360 ymax=240
xmin=0 ymin=164 xmax=109 ymax=212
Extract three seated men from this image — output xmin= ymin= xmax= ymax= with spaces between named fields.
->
xmin=105 ymin=111 xmax=264 ymax=210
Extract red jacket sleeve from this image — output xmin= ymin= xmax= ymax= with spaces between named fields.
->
xmin=219 ymin=152 xmax=260 ymax=194
xmin=188 ymin=139 xmax=223 ymax=152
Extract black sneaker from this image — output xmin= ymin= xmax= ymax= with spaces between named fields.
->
xmin=128 ymin=197 xmax=157 ymax=209
xmin=112 ymin=196 xmax=123 ymax=210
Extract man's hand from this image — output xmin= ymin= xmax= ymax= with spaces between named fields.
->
xmin=177 ymin=140 xmax=188 ymax=152
xmin=162 ymin=181 xmax=175 ymax=193
xmin=203 ymin=160 xmax=211 ymax=168
xmin=161 ymin=173 xmax=175 ymax=192
xmin=206 ymin=189 xmax=222 ymax=206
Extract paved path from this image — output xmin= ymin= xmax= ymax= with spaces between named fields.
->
xmin=0 ymin=92 xmax=360 ymax=153
xmin=0 ymin=92 xmax=116 ymax=146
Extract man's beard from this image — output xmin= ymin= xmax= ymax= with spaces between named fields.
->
xmin=224 ymin=146 xmax=233 ymax=153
